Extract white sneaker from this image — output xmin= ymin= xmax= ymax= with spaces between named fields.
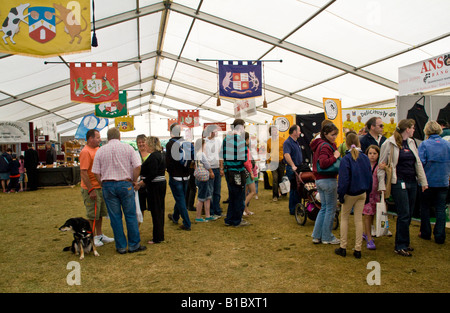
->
xmin=322 ymin=238 xmax=340 ymax=245
xmin=100 ymin=234 xmax=114 ymax=244
xmin=94 ymin=236 xmax=104 ymax=247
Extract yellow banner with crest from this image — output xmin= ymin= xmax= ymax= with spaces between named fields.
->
xmin=0 ymin=0 xmax=91 ymax=57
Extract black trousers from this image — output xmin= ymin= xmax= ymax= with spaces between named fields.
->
xmin=26 ymin=167 xmax=38 ymax=190
xmin=147 ymin=181 xmax=166 ymax=243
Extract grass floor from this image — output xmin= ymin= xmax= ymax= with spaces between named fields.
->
xmin=0 ymin=178 xmax=449 ymax=293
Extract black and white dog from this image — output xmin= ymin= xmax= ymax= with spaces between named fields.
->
xmin=59 ymin=217 xmax=100 ymax=260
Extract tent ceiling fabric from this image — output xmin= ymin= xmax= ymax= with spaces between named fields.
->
xmin=1 ymin=0 xmax=450 ymax=138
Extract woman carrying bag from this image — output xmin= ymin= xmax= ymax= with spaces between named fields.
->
xmin=377 ymin=119 xmax=428 ymax=257
xmin=310 ymin=122 xmax=341 ymax=245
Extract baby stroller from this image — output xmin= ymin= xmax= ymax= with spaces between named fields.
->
xmin=294 ymin=170 xmax=339 ymax=230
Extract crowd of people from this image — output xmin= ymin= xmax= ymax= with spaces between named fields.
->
xmin=1 ymin=116 xmax=448 ymax=258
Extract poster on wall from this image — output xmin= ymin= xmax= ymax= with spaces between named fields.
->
xmin=0 ymin=121 xmax=30 ymax=143
xmin=342 ymin=107 xmax=397 ymax=138
xmin=398 ymin=52 xmax=450 ymax=95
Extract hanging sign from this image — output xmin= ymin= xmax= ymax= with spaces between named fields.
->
xmin=74 ymin=114 xmax=109 ymax=140
xmin=399 ymin=52 xmax=450 ymax=95
xmin=234 ymin=98 xmax=257 ymax=118
xmin=218 ymin=61 xmax=262 ymax=99
xmin=95 ymin=90 xmax=127 ymax=118
xmin=203 ymin=122 xmax=227 ymax=132
xmin=167 ymin=118 xmax=178 ymax=132
xmin=0 ymin=121 xmax=30 ymax=143
xmin=115 ymin=115 xmax=134 ymax=132
xmin=0 ymin=0 xmax=91 ymax=57
xmin=70 ymin=62 xmax=119 ymax=104
xmin=323 ymin=98 xmax=344 ymax=146
xmin=177 ymin=110 xmax=199 ymax=128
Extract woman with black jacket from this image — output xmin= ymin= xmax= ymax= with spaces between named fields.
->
xmin=140 ymin=136 xmax=166 ymax=244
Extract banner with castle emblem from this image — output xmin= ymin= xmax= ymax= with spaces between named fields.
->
xmin=95 ymin=90 xmax=127 ymax=118
xmin=70 ymin=62 xmax=119 ymax=104
xmin=115 ymin=115 xmax=134 ymax=132
xmin=218 ymin=61 xmax=262 ymax=99
xmin=0 ymin=0 xmax=91 ymax=57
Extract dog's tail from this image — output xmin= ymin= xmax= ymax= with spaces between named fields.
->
xmin=63 ymin=246 xmax=71 ymax=252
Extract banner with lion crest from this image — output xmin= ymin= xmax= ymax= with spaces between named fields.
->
xmin=218 ymin=61 xmax=262 ymax=99
xmin=0 ymin=0 xmax=90 ymax=57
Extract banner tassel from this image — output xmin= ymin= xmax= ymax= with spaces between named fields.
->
xmin=92 ymin=0 xmax=98 ymax=47
xmin=217 ymin=97 xmax=221 ymax=106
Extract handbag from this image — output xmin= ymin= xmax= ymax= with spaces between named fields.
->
xmin=194 ymin=161 xmax=209 ymax=182
xmin=316 ymin=142 xmax=341 ymax=174
xmin=375 ymin=192 xmax=389 ymax=237
xmin=384 ymin=144 xmax=394 ymax=198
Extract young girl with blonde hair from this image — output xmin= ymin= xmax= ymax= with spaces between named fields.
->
xmin=336 ymin=133 xmax=372 ymax=258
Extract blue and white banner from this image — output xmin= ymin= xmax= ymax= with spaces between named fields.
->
xmin=218 ymin=61 xmax=262 ymax=99
xmin=74 ymin=113 xmax=109 ymax=140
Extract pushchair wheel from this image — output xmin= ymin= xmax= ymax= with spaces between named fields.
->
xmin=295 ymin=203 xmax=307 ymax=226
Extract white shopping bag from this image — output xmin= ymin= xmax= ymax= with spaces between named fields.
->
xmin=376 ymin=192 xmax=389 ymax=237
xmin=279 ymin=176 xmax=290 ymax=195
xmin=135 ymin=190 xmax=143 ymax=223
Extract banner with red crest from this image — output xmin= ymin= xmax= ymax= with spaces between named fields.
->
xmin=70 ymin=62 xmax=119 ymax=104
xmin=177 ymin=110 xmax=199 ymax=128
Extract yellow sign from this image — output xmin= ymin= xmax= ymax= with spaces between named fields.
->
xmin=0 ymin=0 xmax=91 ymax=57
xmin=323 ymin=98 xmax=343 ymax=146
xmin=115 ymin=116 xmax=134 ymax=132
xmin=272 ymin=114 xmax=295 ymax=143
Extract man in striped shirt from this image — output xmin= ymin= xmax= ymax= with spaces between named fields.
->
xmin=220 ymin=119 xmax=248 ymax=227
xmin=92 ymin=127 xmax=146 ymax=254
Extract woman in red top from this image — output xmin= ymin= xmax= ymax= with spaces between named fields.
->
xmin=310 ymin=123 xmax=341 ymax=245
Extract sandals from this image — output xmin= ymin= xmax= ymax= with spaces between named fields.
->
xmin=395 ymin=249 xmax=412 ymax=257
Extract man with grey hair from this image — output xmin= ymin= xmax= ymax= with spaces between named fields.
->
xmin=92 ymin=127 xmax=145 ymax=254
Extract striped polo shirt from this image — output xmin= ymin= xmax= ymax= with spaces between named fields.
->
xmin=220 ymin=133 xmax=247 ymax=172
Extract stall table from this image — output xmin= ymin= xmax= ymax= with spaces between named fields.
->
xmin=37 ymin=166 xmax=80 ymax=187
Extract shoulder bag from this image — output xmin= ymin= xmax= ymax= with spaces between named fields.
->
xmin=316 ymin=142 xmax=341 ymax=174
xmin=194 ymin=160 xmax=210 ymax=182
xmin=384 ymin=144 xmax=394 ymax=198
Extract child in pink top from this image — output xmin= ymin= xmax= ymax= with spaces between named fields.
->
xmin=363 ymin=145 xmax=381 ymax=250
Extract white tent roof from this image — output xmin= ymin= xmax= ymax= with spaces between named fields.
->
xmin=1 ymin=0 xmax=450 ymax=139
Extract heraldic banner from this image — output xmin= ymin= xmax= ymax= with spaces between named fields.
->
xmin=70 ymin=62 xmax=119 ymax=104
xmin=0 ymin=0 xmax=91 ymax=57
xmin=178 ymin=110 xmax=199 ymax=128
xmin=218 ymin=61 xmax=262 ymax=99
xmin=95 ymin=90 xmax=127 ymax=118
xmin=74 ymin=113 xmax=109 ymax=140
xmin=115 ymin=115 xmax=134 ymax=132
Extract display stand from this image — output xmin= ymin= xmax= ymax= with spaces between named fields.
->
xmin=64 ymin=140 xmax=82 ymax=165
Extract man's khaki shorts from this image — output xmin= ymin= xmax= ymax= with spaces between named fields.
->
xmin=81 ymin=188 xmax=108 ymax=220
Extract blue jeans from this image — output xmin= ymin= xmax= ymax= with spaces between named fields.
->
xmin=210 ymin=168 xmax=222 ymax=216
xmin=224 ymin=172 xmax=245 ymax=226
xmin=168 ymin=176 xmax=191 ymax=228
xmin=391 ymin=180 xmax=417 ymax=250
xmin=286 ymin=165 xmax=300 ymax=215
xmin=420 ymin=186 xmax=448 ymax=244
xmin=101 ymin=181 xmax=141 ymax=252
xmin=312 ymin=178 xmax=338 ymax=242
